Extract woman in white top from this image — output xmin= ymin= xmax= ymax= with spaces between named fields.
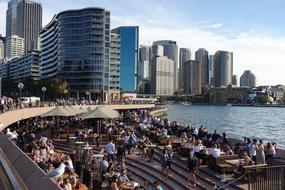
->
xmin=192 ymin=140 xmax=204 ymax=168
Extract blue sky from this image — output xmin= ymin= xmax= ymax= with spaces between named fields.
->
xmin=0 ymin=0 xmax=285 ymax=85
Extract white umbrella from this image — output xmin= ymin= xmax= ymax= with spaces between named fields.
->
xmin=41 ymin=106 xmax=75 ymax=117
xmin=79 ymin=106 xmax=120 ymax=120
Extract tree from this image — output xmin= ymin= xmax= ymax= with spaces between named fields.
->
xmin=255 ymin=94 xmax=269 ymax=105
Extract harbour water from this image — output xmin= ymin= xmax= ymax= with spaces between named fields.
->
xmin=165 ymin=104 xmax=285 ymax=149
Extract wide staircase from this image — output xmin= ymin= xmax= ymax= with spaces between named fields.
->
xmin=53 ymin=135 xmax=249 ymax=190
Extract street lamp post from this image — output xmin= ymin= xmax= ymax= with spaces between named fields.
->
xmin=86 ymin=91 xmax=90 ymax=102
xmin=41 ymin=87 xmax=46 ymax=102
xmin=64 ymin=89 xmax=68 ymax=101
xmin=18 ymin=82 xmax=24 ymax=98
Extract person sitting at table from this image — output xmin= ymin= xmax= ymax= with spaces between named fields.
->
xmin=180 ymin=132 xmax=188 ymax=142
xmin=241 ymin=152 xmax=254 ymax=166
xmin=110 ymin=176 xmax=119 ymax=190
xmin=104 ymin=160 xmax=115 ymax=179
xmin=69 ymin=172 xmax=77 ymax=188
xmin=210 ymin=144 xmax=221 ymax=158
xmin=118 ymin=170 xmax=130 ymax=185
xmin=225 ymin=145 xmax=234 ymax=155
xmin=160 ymin=127 xmax=168 ymax=138
xmin=62 ymin=178 xmax=72 ymax=190
xmin=100 ymin=156 xmax=109 ymax=174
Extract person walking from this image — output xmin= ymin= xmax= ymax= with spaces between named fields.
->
xmin=187 ymin=150 xmax=198 ymax=187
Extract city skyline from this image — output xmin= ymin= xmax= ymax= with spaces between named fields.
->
xmin=0 ymin=0 xmax=285 ymax=85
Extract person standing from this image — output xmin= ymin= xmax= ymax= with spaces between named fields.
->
xmin=106 ymin=140 xmax=115 ymax=160
xmin=256 ymin=140 xmax=265 ymax=164
xmin=187 ymin=150 xmax=198 ymax=187
xmin=249 ymin=139 xmax=257 ymax=164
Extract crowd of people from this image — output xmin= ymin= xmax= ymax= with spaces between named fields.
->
xmin=2 ymin=106 xmax=280 ymax=190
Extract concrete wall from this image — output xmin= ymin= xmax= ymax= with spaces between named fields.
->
xmin=0 ymin=135 xmax=61 ymax=190
xmin=0 ymin=104 xmax=155 ymax=131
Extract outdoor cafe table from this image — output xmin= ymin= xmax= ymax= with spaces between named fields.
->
xmin=225 ymin=159 xmax=244 ymax=167
xmin=145 ymin=144 xmax=157 ymax=148
xmin=120 ymin=181 xmax=139 ymax=190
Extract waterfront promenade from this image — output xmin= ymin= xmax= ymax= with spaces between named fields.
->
xmin=0 ymin=104 xmax=156 ymax=131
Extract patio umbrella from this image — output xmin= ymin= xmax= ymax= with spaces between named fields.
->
xmin=41 ymin=106 xmax=75 ymax=117
xmin=65 ymin=106 xmax=87 ymax=115
xmin=79 ymin=106 xmax=120 ymax=120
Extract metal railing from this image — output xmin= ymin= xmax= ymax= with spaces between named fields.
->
xmin=247 ymin=165 xmax=285 ymax=190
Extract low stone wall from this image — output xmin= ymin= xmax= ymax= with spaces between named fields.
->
xmin=0 ymin=135 xmax=61 ymax=190
xmin=150 ymin=108 xmax=168 ymax=117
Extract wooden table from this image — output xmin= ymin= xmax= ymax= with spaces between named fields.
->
xmin=120 ymin=182 xmax=138 ymax=190
xmin=145 ymin=144 xmax=157 ymax=148
xmin=225 ymin=159 xmax=243 ymax=166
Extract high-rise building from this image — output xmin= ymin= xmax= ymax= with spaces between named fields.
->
xmin=109 ymin=33 xmax=121 ymax=99
xmin=0 ymin=38 xmax=5 ymax=60
xmin=213 ymin=50 xmax=233 ymax=87
xmin=195 ymin=48 xmax=209 ymax=85
xmin=16 ymin=0 xmax=42 ymax=52
xmin=240 ymin=70 xmax=256 ymax=88
xmin=138 ymin=45 xmax=151 ymax=80
xmin=6 ymin=0 xmax=19 ymax=37
xmin=232 ymin=75 xmax=238 ymax=86
xmin=8 ymin=50 xmax=40 ymax=82
xmin=112 ymin=26 xmax=139 ymax=92
xmin=153 ymin=40 xmax=178 ymax=91
xmin=179 ymin=48 xmax=191 ymax=91
xmin=40 ymin=8 xmax=111 ymax=101
xmin=151 ymin=45 xmax=174 ymax=96
xmin=5 ymin=35 xmax=24 ymax=59
xmin=0 ymin=62 xmax=8 ymax=79
xmin=208 ymin=55 xmax=214 ymax=86
xmin=183 ymin=60 xmax=202 ymax=95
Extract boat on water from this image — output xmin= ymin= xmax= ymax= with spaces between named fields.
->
xmin=177 ymin=101 xmax=192 ymax=106
xmin=226 ymin=103 xmax=232 ymax=106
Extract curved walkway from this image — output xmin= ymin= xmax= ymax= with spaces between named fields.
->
xmin=0 ymin=104 xmax=155 ymax=131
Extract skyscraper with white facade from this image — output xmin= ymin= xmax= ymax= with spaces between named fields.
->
xmin=240 ymin=70 xmax=256 ymax=88
xmin=195 ymin=48 xmax=209 ymax=85
xmin=179 ymin=48 xmax=191 ymax=91
xmin=5 ymin=35 xmax=24 ymax=59
xmin=0 ymin=38 xmax=5 ymax=61
xmin=153 ymin=40 xmax=178 ymax=91
xmin=151 ymin=45 xmax=174 ymax=96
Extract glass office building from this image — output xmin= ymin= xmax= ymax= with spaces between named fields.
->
xmin=112 ymin=26 xmax=139 ymax=92
xmin=40 ymin=8 xmax=111 ymax=101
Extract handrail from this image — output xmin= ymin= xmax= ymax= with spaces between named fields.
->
xmin=0 ymin=148 xmax=28 ymax=190
xmin=216 ymin=174 xmax=246 ymax=190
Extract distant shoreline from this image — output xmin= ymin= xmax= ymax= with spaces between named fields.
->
xmin=175 ymin=103 xmax=285 ymax=108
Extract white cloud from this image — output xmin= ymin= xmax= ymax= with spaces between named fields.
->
xmin=207 ymin=23 xmax=223 ymax=29
xmin=0 ymin=0 xmax=284 ymax=85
